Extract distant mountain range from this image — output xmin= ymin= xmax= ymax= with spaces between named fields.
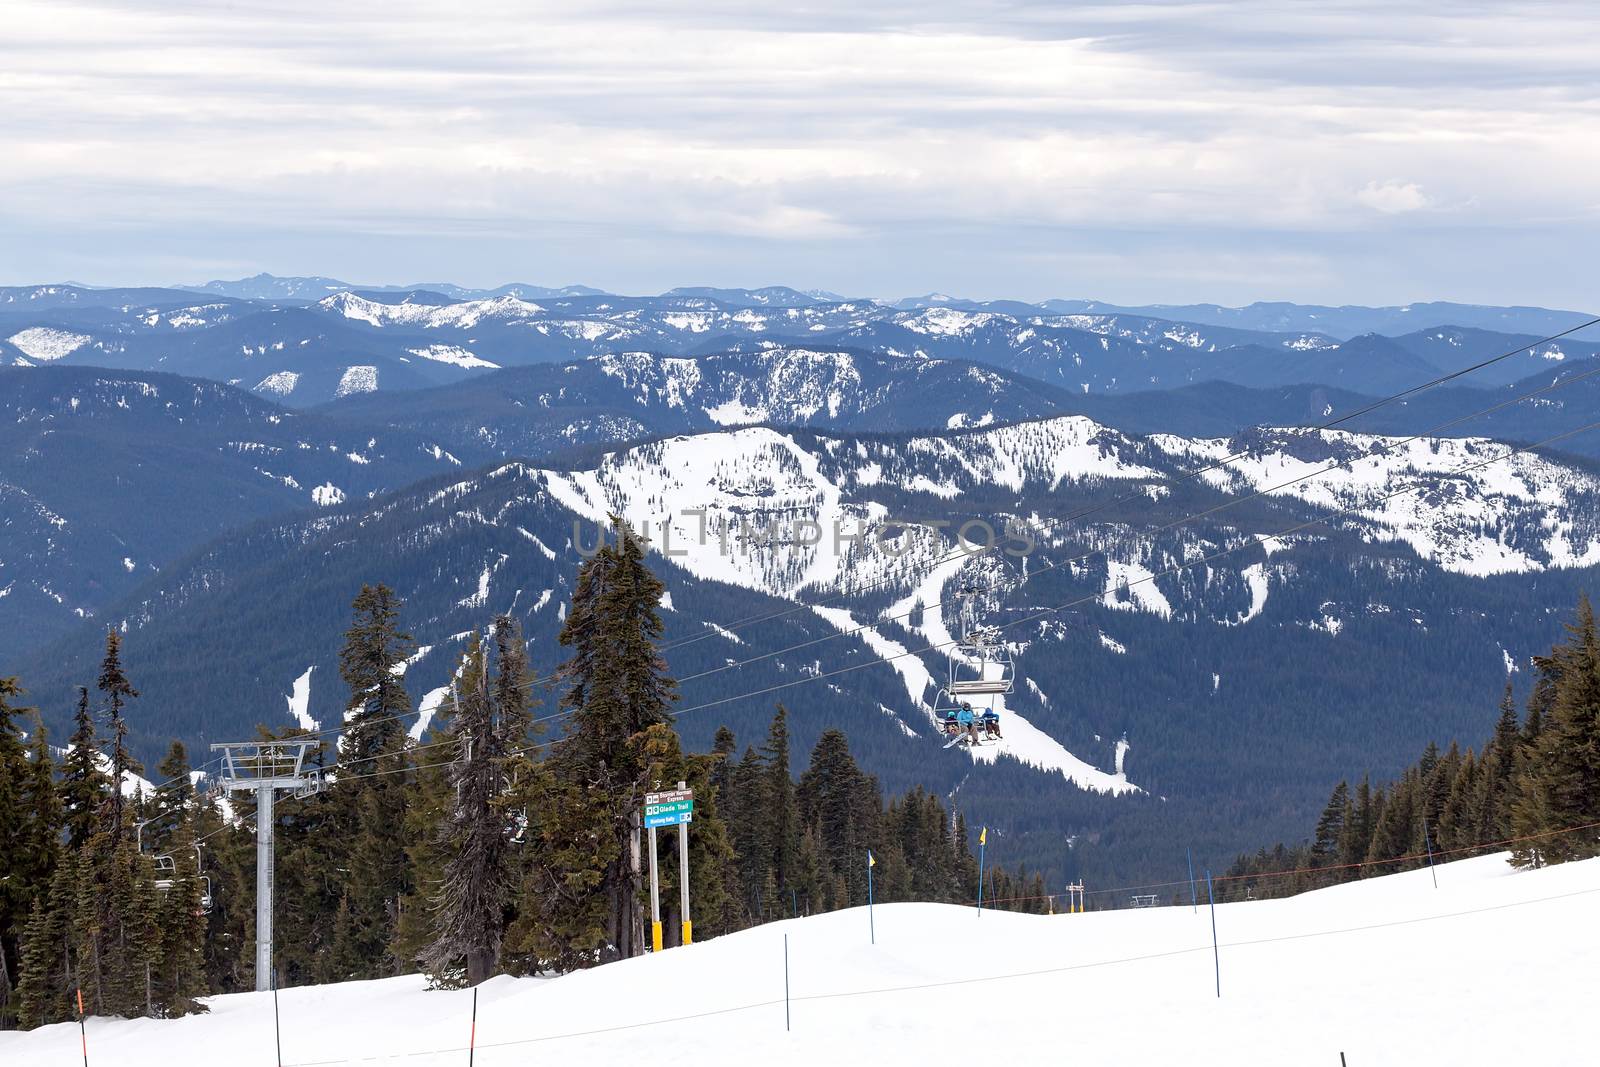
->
xmin=4 ymin=280 xmax=1594 ymax=406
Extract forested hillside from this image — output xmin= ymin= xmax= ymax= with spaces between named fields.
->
xmin=0 ymin=532 xmax=1050 ymax=1030
xmin=1220 ymin=595 xmax=1600 ymax=901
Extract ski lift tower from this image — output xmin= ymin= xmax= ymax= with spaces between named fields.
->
xmin=211 ymin=739 xmax=321 ymax=992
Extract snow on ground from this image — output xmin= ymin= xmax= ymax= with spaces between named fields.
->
xmin=334 ymin=365 xmax=378 ymax=397
xmin=285 ymin=666 xmax=316 ymax=730
xmin=1229 ymin=562 xmax=1270 ymax=625
xmin=1156 ymin=430 xmax=1600 ymax=576
xmin=1102 ymin=560 xmax=1173 ymax=618
xmin=7 ymin=326 xmax=90 ymax=361
xmin=253 ymin=370 xmax=300 ymax=397
xmin=406 ymin=345 xmax=501 ymax=369
xmin=7 ymin=854 xmax=1595 ymax=1067
xmin=411 ymin=686 xmax=451 ymax=740
xmin=703 ymin=621 xmax=745 ymax=644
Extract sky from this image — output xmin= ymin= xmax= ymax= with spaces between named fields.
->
xmin=3 ymin=1 xmax=1597 ymax=307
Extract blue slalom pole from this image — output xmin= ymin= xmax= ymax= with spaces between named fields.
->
xmin=1423 ymin=820 xmax=1438 ymax=890
xmin=867 ymin=851 xmax=876 ymax=945
xmin=1206 ymin=869 xmax=1220 ymax=998
xmin=1186 ymin=847 xmax=1198 ymax=913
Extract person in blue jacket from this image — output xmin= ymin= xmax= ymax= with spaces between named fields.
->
xmin=957 ymin=701 xmax=979 ymax=745
xmin=980 ymin=706 xmax=1002 ymax=740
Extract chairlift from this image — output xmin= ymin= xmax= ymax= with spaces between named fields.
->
xmin=151 ymin=844 xmax=214 ymax=915
xmin=935 ymin=582 xmax=1014 ymax=750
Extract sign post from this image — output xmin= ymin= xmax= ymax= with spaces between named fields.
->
xmin=648 ymin=823 xmax=662 ymax=952
xmin=677 ymin=781 xmax=693 ymax=946
xmin=644 ymin=786 xmax=694 ymax=950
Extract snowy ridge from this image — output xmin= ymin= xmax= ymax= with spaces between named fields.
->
xmin=1158 ymin=429 xmax=1600 ymax=576
xmin=322 ymin=292 xmax=547 ymax=329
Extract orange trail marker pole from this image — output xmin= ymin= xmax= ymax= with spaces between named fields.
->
xmin=76 ymin=988 xmax=88 ymax=1067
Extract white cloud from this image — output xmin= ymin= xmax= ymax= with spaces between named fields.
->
xmin=1356 ymin=180 xmax=1431 ymax=214
xmin=1 ymin=2 xmax=1597 ymax=304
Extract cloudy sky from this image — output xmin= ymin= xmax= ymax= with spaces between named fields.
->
xmin=4 ymin=1 xmax=1597 ymax=305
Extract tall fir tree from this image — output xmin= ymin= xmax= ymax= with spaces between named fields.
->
xmin=423 ymin=630 xmax=513 ymax=986
xmin=759 ymin=706 xmax=802 ymax=902
xmin=544 ymin=519 xmax=677 ymax=962
xmin=1519 ymin=595 xmax=1600 ymax=864
xmin=334 ymin=584 xmax=415 ymax=978
xmin=0 ymin=678 xmax=50 ymax=1028
xmin=59 ymin=687 xmax=108 ymax=851
xmin=96 ymin=630 xmax=142 ymax=843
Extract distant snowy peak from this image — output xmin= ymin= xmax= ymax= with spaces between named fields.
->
xmin=321 ymin=291 xmax=547 ymax=329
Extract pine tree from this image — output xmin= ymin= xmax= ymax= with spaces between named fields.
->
xmin=14 ymin=861 xmax=76 ymax=1028
xmin=0 ymin=678 xmax=41 ymax=1028
xmin=1309 ymin=780 xmax=1349 ymax=879
xmin=1523 ymin=595 xmax=1600 ymax=863
xmin=797 ymin=729 xmax=880 ymax=905
xmin=1436 ymin=750 xmax=1479 ymax=851
xmin=759 ymin=706 xmax=801 ymax=898
xmin=1478 ymin=686 xmax=1524 ymax=841
xmin=544 ymin=519 xmax=677 ymax=962
xmin=96 ymin=630 xmax=142 ymax=843
xmin=393 ymin=642 xmax=467 ymax=980
xmin=1366 ymin=773 xmax=1417 ymax=872
xmin=424 ymin=631 xmax=512 ymax=986
xmin=334 ymin=584 xmax=415 ymax=978
xmin=60 ymin=687 xmax=108 ymax=851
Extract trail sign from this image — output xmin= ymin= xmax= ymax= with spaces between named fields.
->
xmin=646 ymin=782 xmax=696 ymax=952
xmin=644 ymin=788 xmax=694 ymax=828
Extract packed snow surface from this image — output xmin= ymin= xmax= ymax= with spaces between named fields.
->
xmin=5 ymin=854 xmax=1594 ymax=1066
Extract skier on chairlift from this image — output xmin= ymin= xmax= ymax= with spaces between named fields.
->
xmin=958 ymin=701 xmax=980 ymax=745
xmin=980 ymin=706 xmax=1002 ymax=740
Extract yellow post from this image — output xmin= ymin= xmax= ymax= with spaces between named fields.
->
xmin=652 ymin=920 xmax=663 ymax=953
xmin=682 ymin=920 xmax=693 ymax=946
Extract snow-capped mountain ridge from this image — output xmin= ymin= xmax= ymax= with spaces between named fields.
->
xmin=11 ymin=281 xmax=1595 ymax=406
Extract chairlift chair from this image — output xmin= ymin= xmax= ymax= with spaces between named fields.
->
xmin=935 ymin=584 xmax=1014 ymax=749
xmin=151 ymin=845 xmax=214 ymax=915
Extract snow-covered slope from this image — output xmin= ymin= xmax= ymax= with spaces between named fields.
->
xmin=5 ymin=854 xmax=1594 ymax=1066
